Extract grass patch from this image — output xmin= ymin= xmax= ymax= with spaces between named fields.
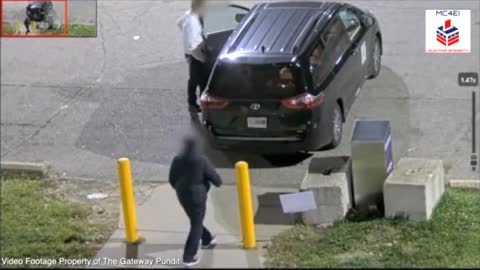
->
xmin=53 ymin=24 xmax=97 ymax=37
xmin=1 ymin=22 xmax=96 ymax=37
xmin=0 ymin=177 xmax=114 ymax=264
xmin=266 ymin=189 xmax=480 ymax=268
xmin=67 ymin=24 xmax=96 ymax=37
xmin=2 ymin=22 xmax=16 ymax=33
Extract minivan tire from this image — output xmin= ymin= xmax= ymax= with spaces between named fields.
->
xmin=368 ymin=37 xmax=381 ymax=79
xmin=324 ymin=104 xmax=343 ymax=150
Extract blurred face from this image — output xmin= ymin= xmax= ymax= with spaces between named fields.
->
xmin=194 ymin=1 xmax=208 ymax=17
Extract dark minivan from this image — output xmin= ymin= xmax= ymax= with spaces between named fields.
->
xmin=201 ymin=2 xmax=383 ymax=153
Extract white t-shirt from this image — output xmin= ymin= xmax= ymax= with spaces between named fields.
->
xmin=177 ymin=10 xmax=206 ymax=63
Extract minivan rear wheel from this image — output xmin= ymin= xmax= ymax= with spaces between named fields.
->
xmin=324 ymin=104 xmax=343 ymax=150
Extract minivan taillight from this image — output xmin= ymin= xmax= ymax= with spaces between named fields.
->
xmin=200 ymin=93 xmax=230 ymax=110
xmin=281 ymin=92 xmax=325 ymax=109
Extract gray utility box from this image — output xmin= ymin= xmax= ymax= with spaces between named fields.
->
xmin=351 ymin=120 xmax=393 ymax=209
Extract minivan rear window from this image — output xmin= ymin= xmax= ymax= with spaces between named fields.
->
xmin=208 ymin=63 xmax=304 ymax=99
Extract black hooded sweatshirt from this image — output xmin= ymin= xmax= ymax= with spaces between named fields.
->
xmin=169 ymin=139 xmax=222 ymax=204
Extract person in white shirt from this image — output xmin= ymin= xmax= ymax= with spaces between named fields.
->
xmin=177 ymin=0 xmax=209 ymax=113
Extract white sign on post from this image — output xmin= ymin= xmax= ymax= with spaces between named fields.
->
xmin=279 ymin=191 xmax=317 ymax=214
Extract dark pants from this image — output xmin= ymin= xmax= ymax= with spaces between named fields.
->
xmin=187 ymin=56 xmax=209 ymax=107
xmin=24 ymin=17 xmax=31 ymax=33
xmin=177 ymin=192 xmax=213 ymax=261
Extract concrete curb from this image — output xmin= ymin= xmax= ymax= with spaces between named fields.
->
xmin=449 ymin=179 xmax=480 ymax=189
xmin=0 ymin=161 xmax=49 ymax=178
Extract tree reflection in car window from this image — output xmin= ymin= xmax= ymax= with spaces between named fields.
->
xmin=309 ymin=46 xmax=325 ymax=85
xmin=310 ymin=16 xmax=350 ymax=87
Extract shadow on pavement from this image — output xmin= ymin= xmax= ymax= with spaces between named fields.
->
xmin=254 ymin=192 xmax=298 ymax=225
xmin=74 ymin=63 xmax=410 ymax=185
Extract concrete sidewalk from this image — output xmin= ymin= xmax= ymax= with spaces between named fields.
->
xmin=95 ymin=184 xmax=295 ymax=268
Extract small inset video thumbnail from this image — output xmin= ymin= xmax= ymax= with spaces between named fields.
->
xmin=1 ymin=0 xmax=97 ymax=37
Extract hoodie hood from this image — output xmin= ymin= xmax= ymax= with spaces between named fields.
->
xmin=181 ymin=136 xmax=200 ymax=158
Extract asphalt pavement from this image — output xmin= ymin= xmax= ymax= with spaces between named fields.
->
xmin=1 ymin=0 xmax=479 ymax=188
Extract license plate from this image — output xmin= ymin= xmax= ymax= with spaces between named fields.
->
xmin=247 ymin=117 xmax=267 ymax=129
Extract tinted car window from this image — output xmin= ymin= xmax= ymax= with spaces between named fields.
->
xmin=338 ymin=9 xmax=362 ymax=41
xmin=209 ymin=63 xmax=304 ymax=99
xmin=309 ymin=44 xmax=328 ymax=86
xmin=310 ymin=16 xmax=350 ymax=86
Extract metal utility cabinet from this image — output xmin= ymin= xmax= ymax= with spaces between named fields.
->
xmin=351 ymin=120 xmax=394 ymax=209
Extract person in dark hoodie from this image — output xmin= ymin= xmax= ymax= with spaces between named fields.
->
xmin=169 ymin=136 xmax=222 ymax=267
xmin=24 ymin=1 xmax=54 ymax=34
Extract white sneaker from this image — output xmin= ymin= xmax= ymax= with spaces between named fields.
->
xmin=183 ymin=255 xmax=200 ymax=267
xmin=202 ymin=236 xmax=217 ymax=249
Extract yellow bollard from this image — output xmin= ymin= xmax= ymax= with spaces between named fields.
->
xmin=117 ymin=158 xmax=141 ymax=244
xmin=235 ymin=161 xmax=256 ymax=249
xmin=32 ymin=21 xmax=37 ymax=33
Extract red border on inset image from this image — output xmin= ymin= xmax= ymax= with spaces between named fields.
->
xmin=1 ymin=0 xmax=68 ymax=37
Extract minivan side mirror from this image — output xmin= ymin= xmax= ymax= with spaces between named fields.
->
xmin=235 ymin=13 xmax=246 ymax=23
xmin=362 ymin=15 xmax=374 ymax=26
